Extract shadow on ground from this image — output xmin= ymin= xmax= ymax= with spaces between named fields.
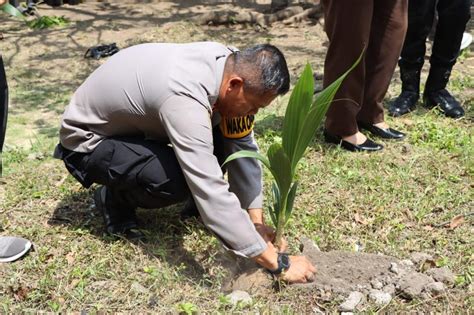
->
xmin=48 ymin=190 xmax=210 ymax=283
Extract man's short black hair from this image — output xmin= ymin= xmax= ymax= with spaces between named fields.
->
xmin=231 ymin=44 xmax=290 ymax=96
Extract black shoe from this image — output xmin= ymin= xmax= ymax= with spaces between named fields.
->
xmin=180 ymin=198 xmax=200 ymax=221
xmin=423 ymin=89 xmax=465 ymax=119
xmin=323 ymin=130 xmax=383 ymax=152
xmin=388 ymin=91 xmax=419 ymax=117
xmin=94 ymin=186 xmax=144 ymax=240
xmin=357 ymin=121 xmax=406 ymax=140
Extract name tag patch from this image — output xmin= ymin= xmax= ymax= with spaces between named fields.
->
xmin=220 ymin=115 xmax=255 ymax=139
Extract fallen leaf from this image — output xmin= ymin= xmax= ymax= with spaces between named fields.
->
xmin=10 ymin=286 xmax=30 ymax=302
xmin=449 ymin=215 xmax=465 ymax=229
xmin=423 ymin=225 xmax=434 ymax=231
xmin=354 ymin=213 xmax=368 ymax=225
xmin=66 ymin=252 xmax=75 ymax=265
xmin=70 ymin=279 xmax=80 ymax=288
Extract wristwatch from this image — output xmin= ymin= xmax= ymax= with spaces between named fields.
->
xmin=268 ymin=253 xmax=291 ymax=275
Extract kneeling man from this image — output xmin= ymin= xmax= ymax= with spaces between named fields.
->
xmin=54 ymin=42 xmax=316 ymax=283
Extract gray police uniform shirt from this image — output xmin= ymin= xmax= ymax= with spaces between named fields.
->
xmin=58 ymin=42 xmax=267 ymax=258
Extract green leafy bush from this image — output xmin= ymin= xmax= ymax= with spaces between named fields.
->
xmin=27 ymin=16 xmax=70 ymax=29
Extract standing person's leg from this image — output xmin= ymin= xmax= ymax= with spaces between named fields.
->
xmin=322 ymin=0 xmax=372 ymax=138
xmin=322 ymin=0 xmax=382 ymax=151
xmin=389 ymin=0 xmax=437 ymax=116
xmin=423 ymin=0 xmax=471 ymax=118
xmin=58 ymin=137 xmax=190 ymax=237
xmin=357 ymin=0 xmax=408 ymax=134
xmin=0 ymin=55 xmax=8 ymax=177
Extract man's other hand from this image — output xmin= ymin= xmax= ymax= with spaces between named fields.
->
xmin=280 ymin=256 xmax=316 ymax=284
xmin=254 ymin=223 xmax=288 ymax=253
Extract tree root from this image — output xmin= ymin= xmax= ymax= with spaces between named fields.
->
xmin=282 ymin=5 xmax=322 ymax=25
xmin=195 ymin=2 xmax=322 ymax=27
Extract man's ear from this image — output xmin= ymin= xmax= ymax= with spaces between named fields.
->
xmin=228 ymin=77 xmax=244 ymax=92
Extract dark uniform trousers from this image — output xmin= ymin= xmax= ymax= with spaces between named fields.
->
xmin=399 ymin=0 xmax=471 ymax=71
xmin=56 ymin=127 xmax=226 ymax=213
xmin=0 ymin=55 xmax=8 ymax=176
xmin=322 ymin=0 xmax=408 ymax=137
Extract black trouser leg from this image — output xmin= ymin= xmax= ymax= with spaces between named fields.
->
xmin=85 ymin=137 xmax=190 ymax=211
xmin=399 ymin=0 xmax=437 ymax=70
xmin=430 ymin=0 xmax=471 ymax=69
xmin=422 ymin=0 xmax=470 ymax=119
xmin=0 ymin=56 xmax=8 ymax=177
xmin=59 ymin=137 xmax=191 ymax=214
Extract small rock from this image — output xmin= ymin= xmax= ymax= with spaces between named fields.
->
xmin=426 ymin=267 xmax=455 ymax=285
xmin=27 ymin=152 xmax=44 ymax=161
xmin=400 ymin=259 xmax=415 ymax=268
xmin=368 ymin=289 xmax=392 ymax=306
xmin=131 ymin=282 xmax=148 ymax=294
xmin=371 ymin=279 xmax=383 ymax=290
xmin=299 ymin=237 xmax=320 ymax=253
xmin=383 ymin=284 xmax=396 ymax=295
xmin=338 ymin=291 xmax=364 ymax=312
xmin=340 ymin=313 xmax=354 ymax=315
xmin=148 ymin=295 xmax=159 ymax=308
xmin=226 ymin=290 xmax=252 ymax=306
xmin=424 ymin=282 xmax=445 ymax=296
xmin=410 ymin=252 xmax=433 ymax=265
xmin=401 ymin=143 xmax=412 ymax=154
xmin=312 ymin=306 xmax=325 ymax=314
xmin=356 ymin=284 xmax=367 ymax=290
xmin=389 ymin=262 xmax=400 ymax=274
xmin=398 ymin=272 xmax=433 ymax=299
xmin=420 ymin=292 xmax=432 ymax=300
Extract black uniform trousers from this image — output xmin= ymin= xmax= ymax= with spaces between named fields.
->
xmin=0 ymin=55 xmax=8 ymax=176
xmin=399 ymin=0 xmax=471 ymax=71
xmin=56 ymin=127 xmax=226 ymax=213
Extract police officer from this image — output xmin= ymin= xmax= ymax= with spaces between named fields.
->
xmin=389 ymin=0 xmax=471 ymax=118
xmin=54 ymin=42 xmax=316 ymax=283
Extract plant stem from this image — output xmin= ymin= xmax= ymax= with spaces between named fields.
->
xmin=275 ymin=195 xmax=288 ymax=249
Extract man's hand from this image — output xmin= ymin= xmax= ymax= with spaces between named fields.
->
xmin=252 ymin=247 xmax=316 ymax=284
xmin=280 ymin=256 xmax=316 ymax=283
xmin=254 ymin=223 xmax=288 ymax=253
xmin=248 ymin=208 xmax=288 ymax=252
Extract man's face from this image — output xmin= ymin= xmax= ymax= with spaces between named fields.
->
xmin=214 ymin=76 xmax=276 ymax=118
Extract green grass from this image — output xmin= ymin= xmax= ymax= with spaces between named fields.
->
xmin=1 ymin=20 xmax=473 ymax=313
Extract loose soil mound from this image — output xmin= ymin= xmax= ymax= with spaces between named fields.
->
xmin=225 ymin=238 xmax=454 ymax=310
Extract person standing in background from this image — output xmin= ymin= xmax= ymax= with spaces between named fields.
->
xmin=389 ymin=0 xmax=471 ymax=118
xmin=322 ymin=0 xmax=408 ymax=152
xmin=0 ymin=0 xmax=8 ymax=175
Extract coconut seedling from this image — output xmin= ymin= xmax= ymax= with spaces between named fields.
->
xmin=223 ymin=57 xmax=361 ymax=247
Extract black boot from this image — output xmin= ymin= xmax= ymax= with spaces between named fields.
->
xmin=388 ymin=67 xmax=420 ymax=117
xmin=94 ymin=186 xmax=145 ymax=240
xmin=423 ymin=67 xmax=464 ymax=118
xmin=180 ymin=197 xmax=200 ymax=221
